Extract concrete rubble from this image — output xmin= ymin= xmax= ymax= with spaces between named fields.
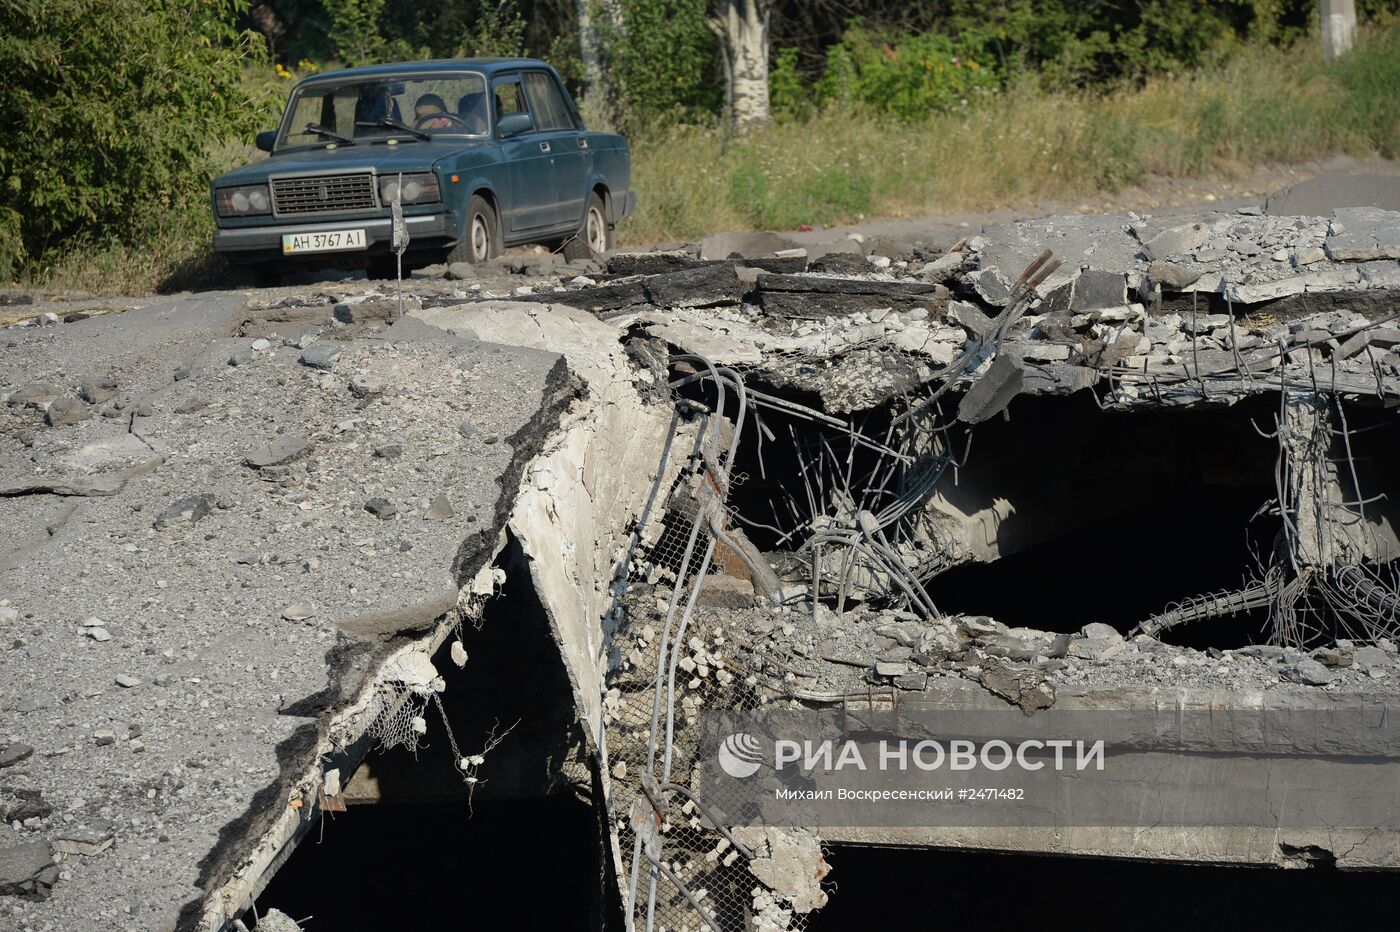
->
xmin=2 ymin=201 xmax=1400 ymax=931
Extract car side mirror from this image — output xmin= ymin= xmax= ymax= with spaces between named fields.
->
xmin=497 ymin=113 xmax=533 ymax=138
xmin=255 ymin=131 xmax=277 ymax=153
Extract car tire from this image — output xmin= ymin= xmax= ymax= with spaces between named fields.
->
xmin=447 ymin=194 xmax=500 ymax=265
xmin=574 ymin=191 xmax=613 ymax=258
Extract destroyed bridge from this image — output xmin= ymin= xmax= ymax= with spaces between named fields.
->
xmin=4 ymin=201 xmax=1400 ymax=930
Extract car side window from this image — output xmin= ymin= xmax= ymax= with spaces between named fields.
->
xmin=522 ymin=72 xmax=574 ymax=132
xmin=493 ymin=78 xmax=532 ymax=129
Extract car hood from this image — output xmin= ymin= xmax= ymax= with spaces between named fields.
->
xmin=214 ymin=139 xmax=488 ymax=186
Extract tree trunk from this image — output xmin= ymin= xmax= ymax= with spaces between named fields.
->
xmin=1321 ymin=0 xmax=1356 ymax=61
xmin=577 ymin=0 xmax=626 ymax=123
xmin=247 ymin=0 xmax=285 ymax=52
xmin=576 ymin=0 xmax=606 ymax=102
xmin=709 ymin=1 xmax=770 ymax=132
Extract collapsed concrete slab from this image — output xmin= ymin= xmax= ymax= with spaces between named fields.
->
xmin=551 ymin=206 xmax=1400 ymax=931
xmin=0 ymin=294 xmax=577 ymax=930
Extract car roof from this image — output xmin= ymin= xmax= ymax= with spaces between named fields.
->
xmin=295 ymin=59 xmax=551 ymax=85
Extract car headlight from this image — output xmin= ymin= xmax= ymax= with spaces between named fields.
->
xmin=379 ymin=173 xmax=440 ymax=206
xmin=215 ymin=184 xmax=271 ymax=217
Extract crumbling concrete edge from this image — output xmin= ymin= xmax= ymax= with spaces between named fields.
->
xmin=188 ymin=557 xmax=509 ymax=931
xmin=437 ymin=302 xmax=696 ymax=919
xmin=186 ymin=349 xmax=583 ymax=932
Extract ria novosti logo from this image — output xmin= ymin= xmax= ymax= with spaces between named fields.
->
xmin=716 ymin=733 xmax=1107 ymax=777
xmin=717 ymin=732 xmax=764 ymax=778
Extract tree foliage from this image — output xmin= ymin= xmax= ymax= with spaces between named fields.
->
xmin=770 ymin=1 xmax=1400 ymax=119
xmin=597 ymin=1 xmax=722 ymax=132
xmin=315 ymin=0 xmax=532 ymax=65
xmin=0 ymin=0 xmax=263 ymax=277
xmin=248 ymin=1 xmax=1400 ymax=131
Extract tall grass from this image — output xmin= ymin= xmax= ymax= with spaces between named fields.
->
xmin=623 ymin=24 xmax=1400 ymax=244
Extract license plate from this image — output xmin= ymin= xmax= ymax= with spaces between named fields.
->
xmin=281 ymin=228 xmax=367 ymax=254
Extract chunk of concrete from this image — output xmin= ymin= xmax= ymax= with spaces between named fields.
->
xmin=1069 ymin=637 xmax=1124 ymax=661
xmin=44 ymin=397 xmax=90 ymax=427
xmin=643 ymin=262 xmax=745 ymax=309
xmin=1225 ymin=267 xmax=1361 ymax=304
xmin=78 ymin=379 xmax=119 ymax=404
xmin=946 ymin=300 xmax=994 ymax=340
xmin=0 ymin=839 xmax=57 ymax=899
xmin=7 ymin=382 xmax=62 ymax=407
xmin=299 ymin=343 xmax=343 ymax=370
xmin=1358 ymin=260 xmax=1400 ymax=288
xmin=966 ymin=269 xmax=1012 ymax=306
xmin=1325 ymin=207 xmax=1400 ymax=261
xmin=957 ymin=354 xmax=1024 ymax=424
xmin=1284 ymin=657 xmax=1336 ymax=686
xmin=1071 ymin=269 xmax=1128 ymax=310
xmin=980 ymin=660 xmax=1056 ymax=711
xmin=1145 ymin=222 xmax=1212 ymax=261
xmin=244 ymin=436 xmax=313 ymax=468
xmin=1147 ymin=260 xmax=1206 ymax=290
xmin=153 ymin=493 xmax=216 ymax=530
xmin=1353 ymin=645 xmax=1392 ymax=675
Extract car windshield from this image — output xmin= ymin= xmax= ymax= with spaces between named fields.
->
xmin=277 ymin=73 xmax=489 ymax=149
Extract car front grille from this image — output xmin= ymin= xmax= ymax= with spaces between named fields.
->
xmin=271 ymin=173 xmax=376 ymax=215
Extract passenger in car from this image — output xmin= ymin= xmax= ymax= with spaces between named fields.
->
xmin=356 ymin=86 xmax=402 ymax=127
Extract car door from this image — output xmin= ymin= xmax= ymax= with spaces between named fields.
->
xmin=521 ymin=70 xmax=587 ymax=231
xmin=492 ymin=75 xmax=553 ymax=235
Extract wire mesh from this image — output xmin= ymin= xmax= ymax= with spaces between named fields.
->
xmin=605 ymin=262 xmax=1400 ymax=928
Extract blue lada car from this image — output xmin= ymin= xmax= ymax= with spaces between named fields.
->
xmin=211 ymin=58 xmax=633 ymax=278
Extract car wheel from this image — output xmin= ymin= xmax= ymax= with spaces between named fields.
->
xmin=447 ymin=194 xmax=499 ymax=265
xmin=583 ymin=192 xmax=613 ymax=254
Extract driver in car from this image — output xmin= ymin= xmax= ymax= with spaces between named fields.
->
xmin=413 ymin=93 xmax=455 ymax=131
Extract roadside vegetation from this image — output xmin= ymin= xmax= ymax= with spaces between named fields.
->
xmin=628 ymin=22 xmax=1400 ymax=241
xmin=2 ymin=1 xmax=1398 ymax=295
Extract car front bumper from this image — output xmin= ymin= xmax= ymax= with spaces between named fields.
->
xmin=214 ymin=213 xmax=456 ymax=259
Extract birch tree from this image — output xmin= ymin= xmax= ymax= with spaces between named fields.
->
xmin=1320 ymin=0 xmax=1356 ymax=61
xmin=577 ymin=0 xmax=627 ymax=121
xmin=576 ymin=0 xmax=607 ymax=103
xmin=708 ymin=0 xmax=770 ymax=132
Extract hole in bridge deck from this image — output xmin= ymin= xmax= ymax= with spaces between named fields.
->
xmin=926 ymin=481 xmax=1276 ymax=649
xmin=812 ymin=845 xmax=1398 ymax=929
xmin=251 ymin=795 xmax=596 ymax=929
xmin=707 ymin=380 xmax=1293 ymax=646
xmin=920 ymin=391 xmax=1400 ymax=647
xmin=250 ymin=536 xmax=615 ymax=929
xmin=922 ymin=392 xmax=1283 ymax=647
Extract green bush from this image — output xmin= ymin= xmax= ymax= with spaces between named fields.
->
xmin=818 ymin=25 xmax=1001 ymax=118
xmin=769 ymin=47 xmax=806 ymax=117
xmin=0 ymin=0 xmax=263 ymax=280
xmin=597 ymin=0 xmax=722 ymax=132
xmin=327 ymin=0 xmax=391 ymax=66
